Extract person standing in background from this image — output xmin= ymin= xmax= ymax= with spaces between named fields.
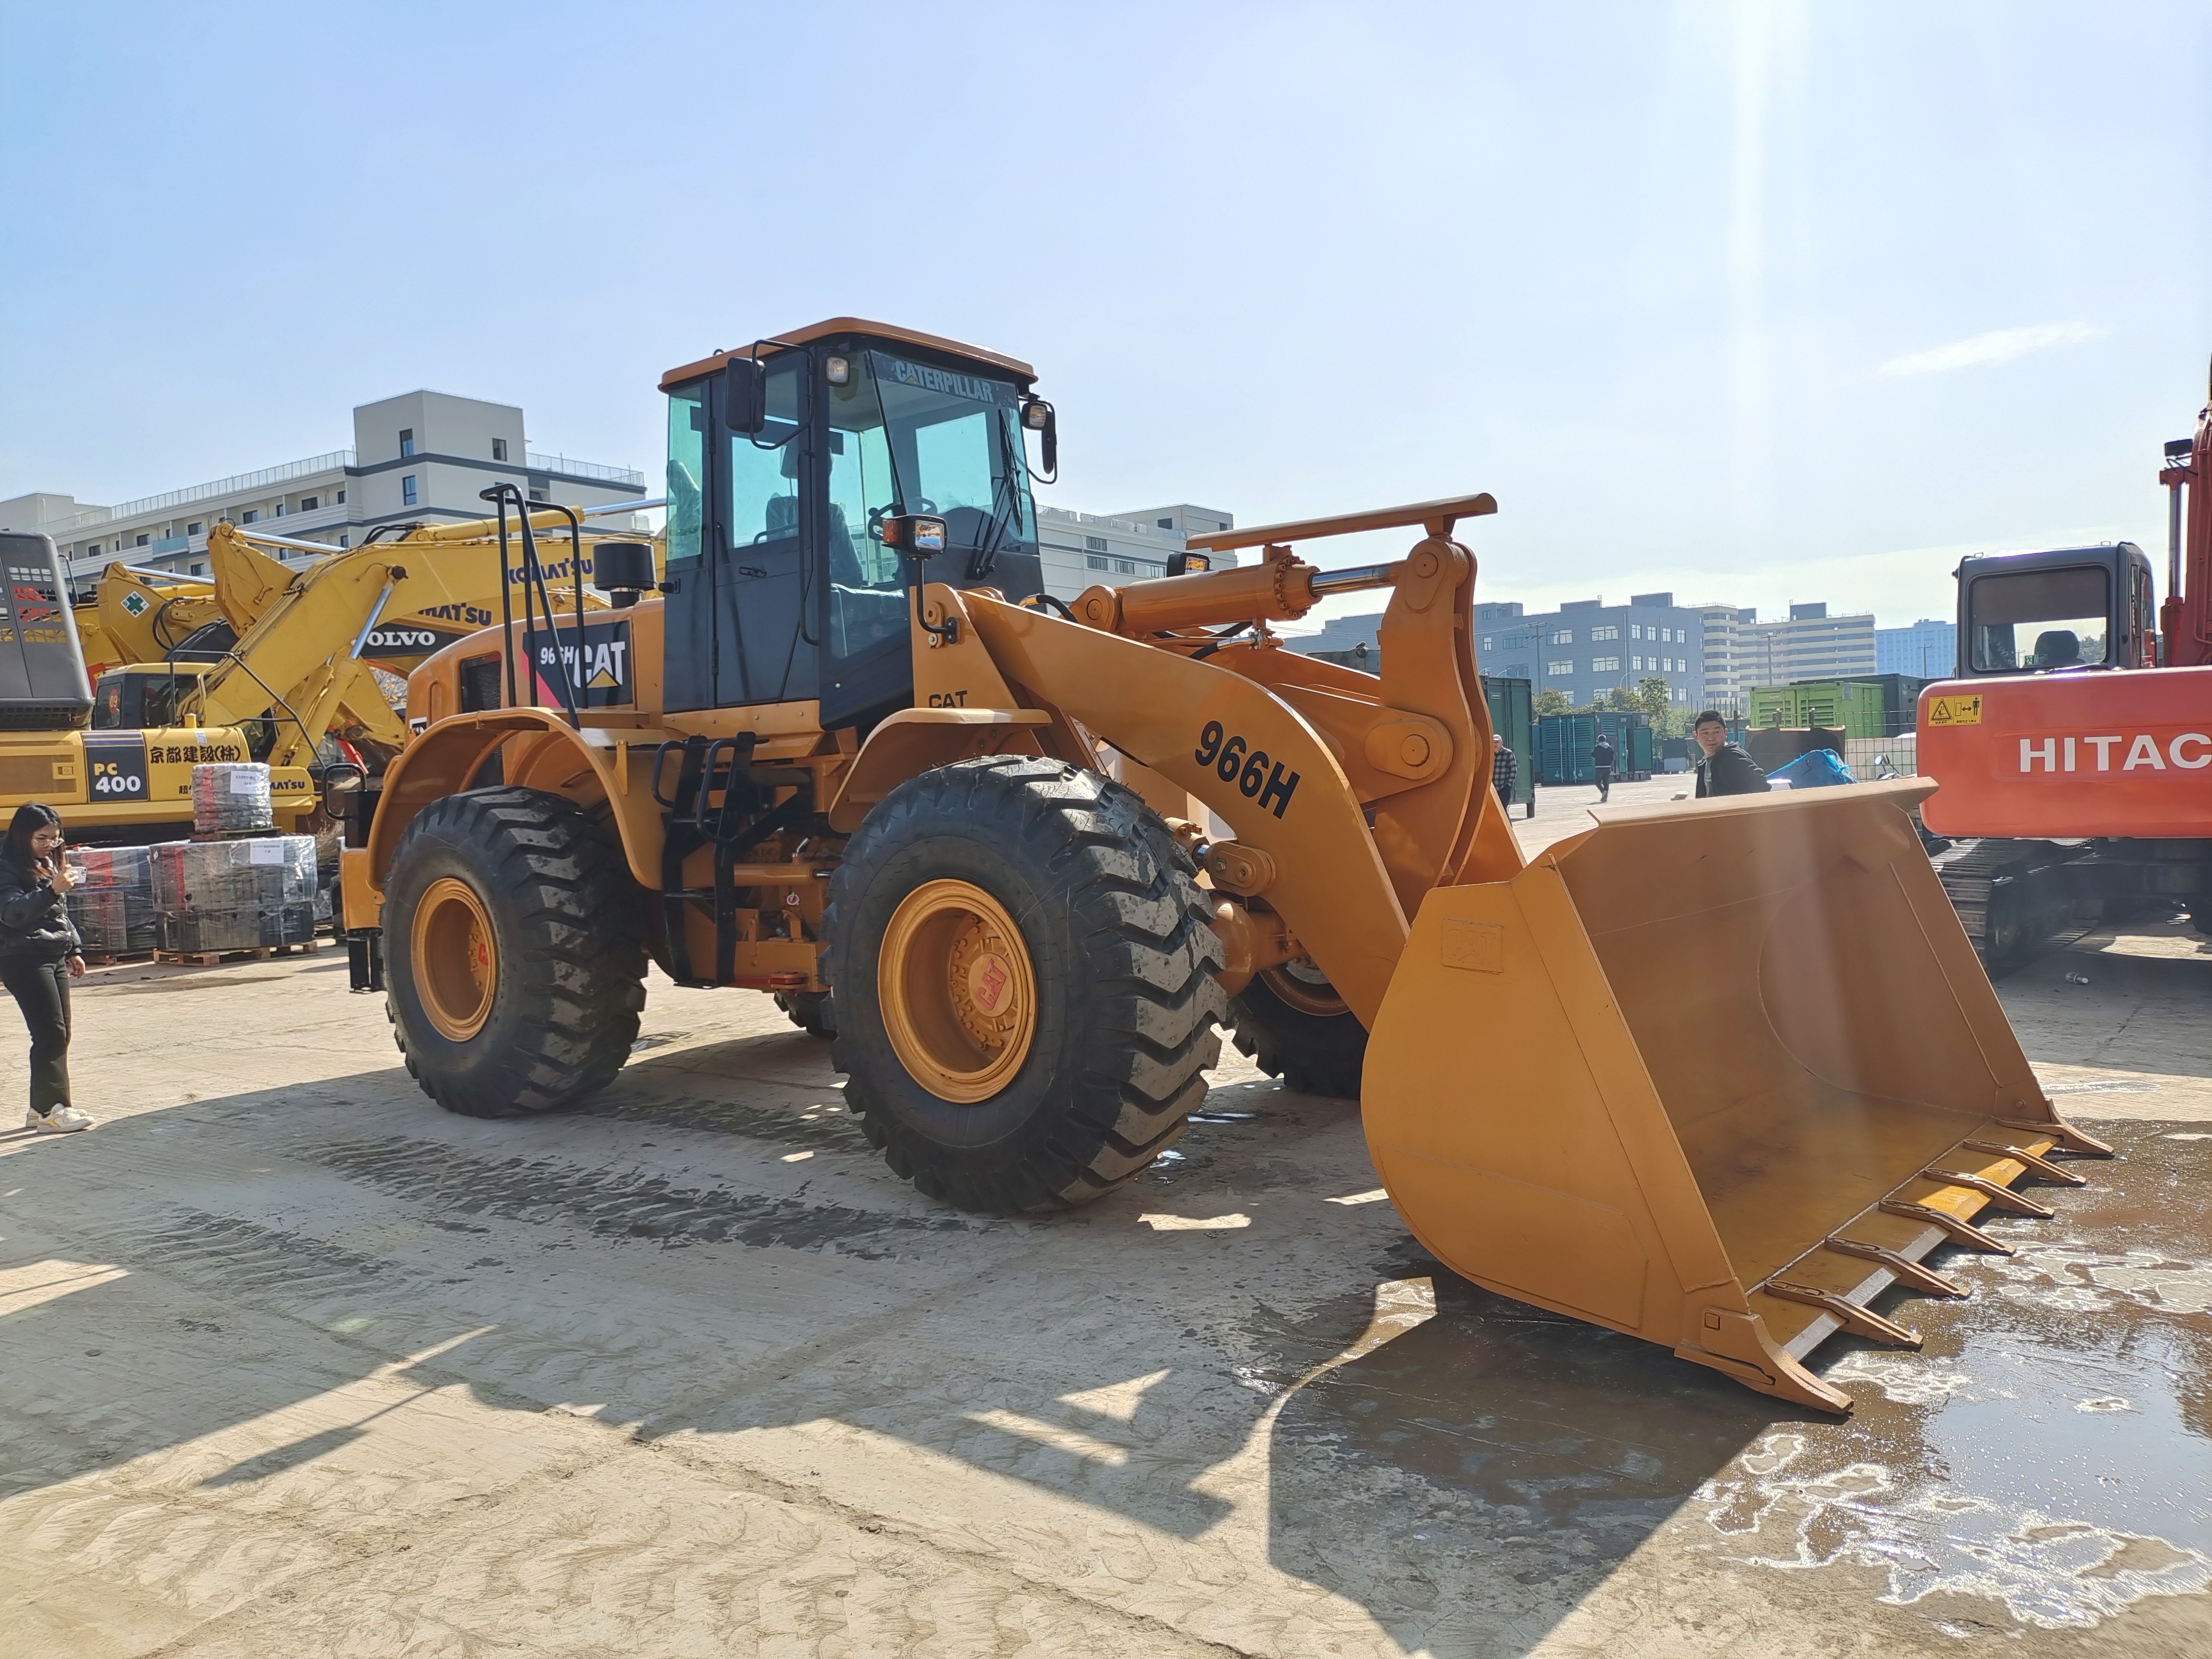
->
xmin=1592 ymin=731 xmax=1616 ymax=804
xmin=1490 ymin=732 xmax=1519 ymax=815
xmin=0 ymin=803 xmax=91 ymax=1134
xmin=1692 ymin=711 xmax=1771 ymax=797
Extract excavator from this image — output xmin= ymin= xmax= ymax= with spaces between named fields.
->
xmin=341 ymin=317 xmax=2109 ymax=1415
xmin=1919 ymin=363 xmax=2212 ymax=962
xmin=2 ymin=510 xmax=641 ymax=846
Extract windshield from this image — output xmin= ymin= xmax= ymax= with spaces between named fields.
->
xmin=822 ymin=349 xmax=1035 ymax=658
xmin=1968 ymin=565 xmax=2110 ymax=672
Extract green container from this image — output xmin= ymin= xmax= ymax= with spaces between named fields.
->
xmin=1479 ymin=675 xmax=1535 ymax=816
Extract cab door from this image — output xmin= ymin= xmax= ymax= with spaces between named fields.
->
xmin=664 ymin=356 xmax=820 ymax=713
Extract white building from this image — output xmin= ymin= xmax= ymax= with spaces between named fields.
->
xmin=0 ymin=390 xmax=647 ymax=596
xmin=1696 ymin=601 xmax=1877 ymax=709
xmin=1035 ymin=500 xmax=1235 ymax=599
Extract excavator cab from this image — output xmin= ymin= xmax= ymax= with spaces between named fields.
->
xmin=658 ymin=322 xmax=1056 ymax=728
xmin=1954 ymin=542 xmax=2157 ymax=676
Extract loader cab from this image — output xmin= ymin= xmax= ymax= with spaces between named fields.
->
xmin=1954 ymin=542 xmax=2157 ymax=679
xmin=657 ymin=321 xmax=1048 ymax=728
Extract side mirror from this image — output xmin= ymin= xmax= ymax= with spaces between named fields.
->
xmin=319 ymin=761 xmax=366 ymax=817
xmin=591 ymin=541 xmax=656 ymax=609
xmin=1166 ymin=550 xmax=1213 ymax=577
xmin=1022 ymin=397 xmax=1058 ymax=476
xmin=723 ymin=356 xmax=767 ymax=434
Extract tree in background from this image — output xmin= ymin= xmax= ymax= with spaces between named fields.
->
xmin=1532 ymin=688 xmax=1573 ymax=717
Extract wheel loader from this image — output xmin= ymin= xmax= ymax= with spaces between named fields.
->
xmin=347 ymin=317 xmax=2109 ymax=1413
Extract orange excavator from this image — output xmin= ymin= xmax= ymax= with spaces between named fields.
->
xmin=1917 ymin=363 xmax=2212 ymax=963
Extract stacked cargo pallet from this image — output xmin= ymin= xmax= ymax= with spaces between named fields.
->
xmin=65 ymin=844 xmax=160 ymax=960
xmin=149 ymin=836 xmax=319 ymax=962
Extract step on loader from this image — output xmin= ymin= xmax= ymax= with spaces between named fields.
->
xmin=347 ymin=319 xmax=2108 ymax=1412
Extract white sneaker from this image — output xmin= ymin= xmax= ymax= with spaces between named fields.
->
xmin=26 ymin=1105 xmax=92 ymax=1134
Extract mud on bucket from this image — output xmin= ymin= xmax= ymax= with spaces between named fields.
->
xmin=1361 ymin=778 xmax=2107 ymax=1413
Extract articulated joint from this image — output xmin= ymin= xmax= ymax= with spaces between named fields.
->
xmin=1211 ymin=897 xmax=1297 ymax=997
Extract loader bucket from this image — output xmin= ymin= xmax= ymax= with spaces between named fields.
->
xmin=1361 ymin=778 xmax=2109 ymax=1413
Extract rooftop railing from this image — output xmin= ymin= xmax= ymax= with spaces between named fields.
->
xmin=526 ymin=451 xmax=645 ymax=487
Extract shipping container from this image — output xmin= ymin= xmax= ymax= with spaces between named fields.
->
xmin=1536 ymin=712 xmax=1653 ymax=783
xmin=1478 ymin=675 xmax=1535 ymax=817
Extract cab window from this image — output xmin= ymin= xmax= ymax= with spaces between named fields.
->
xmin=1967 ymin=566 xmax=2109 ymax=672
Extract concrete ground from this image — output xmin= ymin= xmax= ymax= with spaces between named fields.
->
xmin=3 ymin=794 xmax=2208 ymax=1656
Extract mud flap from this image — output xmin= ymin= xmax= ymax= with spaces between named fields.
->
xmin=1359 ymin=779 xmax=2107 ymax=1413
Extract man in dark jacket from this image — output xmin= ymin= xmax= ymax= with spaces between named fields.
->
xmin=1591 ymin=732 xmax=1616 ymax=803
xmin=1692 ymin=711 xmax=1770 ymax=796
xmin=1490 ymin=733 xmax=1519 ymax=814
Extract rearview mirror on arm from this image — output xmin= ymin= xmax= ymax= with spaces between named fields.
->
xmin=723 ymin=356 xmax=767 ymax=434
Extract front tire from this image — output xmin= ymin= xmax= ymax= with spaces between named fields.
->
xmin=385 ymin=786 xmax=646 ymax=1118
xmin=826 ymin=757 xmax=1225 ymax=1213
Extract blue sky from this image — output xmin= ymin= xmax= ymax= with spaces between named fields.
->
xmin=4 ymin=2 xmax=2208 ymax=631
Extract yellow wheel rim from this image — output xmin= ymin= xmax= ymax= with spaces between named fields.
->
xmin=413 ymin=876 xmax=499 ymax=1041
xmin=878 ymin=879 xmax=1037 ymax=1104
xmin=1261 ymin=958 xmax=1348 ymax=1019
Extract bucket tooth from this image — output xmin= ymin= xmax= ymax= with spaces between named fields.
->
xmin=1996 ymin=1117 xmax=2112 ymax=1158
xmin=1922 ymin=1167 xmax=2056 ymax=1218
xmin=1761 ymin=1281 xmax=1922 ymax=1348
xmin=1963 ymin=1138 xmax=2090 ymax=1186
xmin=1821 ymin=1237 xmax=1968 ymax=1296
xmin=1879 ymin=1198 xmax=2013 ymax=1253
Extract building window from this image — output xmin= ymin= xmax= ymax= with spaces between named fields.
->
xmin=1591 ymin=625 xmax=1619 ymax=641
xmin=1551 ymin=629 xmax=1573 ymax=645
xmin=1479 ymin=636 xmax=1493 ymax=651
xmin=1631 ymin=655 xmax=1644 ymax=671
xmin=336 ymin=488 xmax=347 ymax=504
xmin=242 ymin=510 xmax=258 ymax=524
xmin=1547 ymin=659 xmax=1574 ymax=676
xmin=191 ymin=562 xmax=205 ymax=576
xmin=186 ymin=522 xmax=201 ymax=536
xmin=300 ymin=496 xmax=317 ymax=512
xmin=274 ymin=502 xmax=286 ymax=517
xmin=399 ymin=429 xmax=415 ymax=458
xmin=86 ymin=544 xmax=100 ymax=557
xmin=1084 ymin=535 xmax=1108 ymax=553
xmin=134 ymin=533 xmax=148 ymax=546
xmin=1113 ymin=558 xmax=1137 ymax=575
xmin=492 ymin=439 xmax=508 ymax=462
xmin=338 ymin=534 xmax=349 ymax=548
xmin=401 ymin=474 xmax=418 ymax=506
xmin=1593 ymin=656 xmax=1620 ymax=671
xmin=1086 ymin=554 xmax=1110 ymax=570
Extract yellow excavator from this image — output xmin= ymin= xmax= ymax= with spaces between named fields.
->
xmin=342 ymin=319 xmax=2108 ymax=1413
xmin=9 ymin=510 xmax=646 ymax=845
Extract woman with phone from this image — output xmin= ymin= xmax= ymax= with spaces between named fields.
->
xmin=0 ymin=803 xmax=92 ymax=1133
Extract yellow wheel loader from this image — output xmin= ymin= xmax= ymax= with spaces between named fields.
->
xmin=349 ymin=319 xmax=2108 ymax=1413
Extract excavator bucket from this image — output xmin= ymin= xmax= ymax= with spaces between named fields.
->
xmin=1361 ymin=778 xmax=2109 ymax=1412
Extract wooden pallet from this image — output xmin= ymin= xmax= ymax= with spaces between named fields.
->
xmin=153 ymin=940 xmax=320 ymax=968
xmin=79 ymin=949 xmax=157 ymax=968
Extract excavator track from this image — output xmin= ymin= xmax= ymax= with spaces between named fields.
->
xmin=1932 ymin=837 xmax=2087 ymax=976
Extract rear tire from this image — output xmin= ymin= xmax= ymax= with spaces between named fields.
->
xmin=1228 ymin=962 xmax=1368 ymax=1098
xmin=826 ymin=757 xmax=1225 ymax=1213
xmin=774 ymin=990 xmax=837 ymax=1039
xmin=385 ymin=786 xmax=646 ymax=1118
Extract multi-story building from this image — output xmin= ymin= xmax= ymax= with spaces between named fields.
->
xmin=0 ymin=390 xmax=648 ymax=596
xmin=1034 ymin=500 xmax=1235 ymax=598
xmin=1296 ymin=591 xmax=1705 ymax=709
xmin=1694 ymin=601 xmax=1877 ymax=709
xmin=1877 ymin=617 xmax=1957 ymax=681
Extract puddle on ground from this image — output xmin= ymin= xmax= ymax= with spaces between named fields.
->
xmin=1248 ymin=1122 xmax=2212 ymax=1636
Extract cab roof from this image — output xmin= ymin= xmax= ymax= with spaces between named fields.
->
xmin=659 ymin=319 xmax=1035 ymax=393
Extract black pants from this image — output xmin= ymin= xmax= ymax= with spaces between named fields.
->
xmin=1 ymin=954 xmax=72 ymax=1115
xmin=1594 ymin=766 xmax=1613 ymax=802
